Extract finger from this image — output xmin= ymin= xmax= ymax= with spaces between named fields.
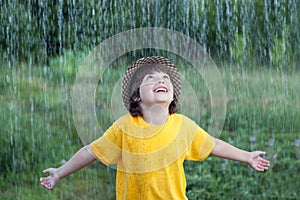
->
xmin=255 ymin=162 xmax=269 ymax=171
xmin=255 ymin=166 xmax=266 ymax=171
xmin=259 ymin=165 xmax=269 ymax=171
xmin=261 ymin=160 xmax=270 ymax=166
xmin=41 ymin=181 xmax=50 ymax=188
xmin=43 ymin=168 xmax=51 ymax=174
xmin=258 ymin=162 xmax=269 ymax=169
xmin=40 ymin=177 xmax=49 ymax=185
xmin=40 ymin=178 xmax=50 ymax=188
xmin=43 ymin=183 xmax=54 ymax=190
xmin=43 ymin=168 xmax=55 ymax=174
xmin=259 ymin=157 xmax=270 ymax=165
xmin=40 ymin=178 xmax=54 ymax=190
xmin=257 ymin=160 xmax=270 ymax=171
xmin=256 ymin=151 xmax=266 ymax=156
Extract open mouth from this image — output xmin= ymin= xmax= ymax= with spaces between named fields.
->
xmin=154 ymin=86 xmax=168 ymax=93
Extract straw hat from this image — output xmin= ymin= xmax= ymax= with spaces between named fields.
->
xmin=122 ymin=56 xmax=181 ymax=111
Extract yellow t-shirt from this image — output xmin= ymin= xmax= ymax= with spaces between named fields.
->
xmin=90 ymin=114 xmax=215 ymax=200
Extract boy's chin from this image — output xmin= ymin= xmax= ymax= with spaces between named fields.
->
xmin=141 ymin=98 xmax=173 ymax=109
xmin=154 ymin=98 xmax=172 ymax=104
xmin=154 ymin=96 xmax=173 ymax=103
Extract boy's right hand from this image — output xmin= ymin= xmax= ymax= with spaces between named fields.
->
xmin=40 ymin=168 xmax=60 ymax=190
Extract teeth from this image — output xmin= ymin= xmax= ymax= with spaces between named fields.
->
xmin=154 ymin=87 xmax=167 ymax=92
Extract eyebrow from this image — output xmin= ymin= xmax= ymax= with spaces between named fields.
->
xmin=145 ymin=72 xmax=169 ymax=77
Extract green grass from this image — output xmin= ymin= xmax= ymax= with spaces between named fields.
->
xmin=1 ymin=163 xmax=116 ymax=200
xmin=185 ymin=131 xmax=300 ymax=199
xmin=0 ymin=53 xmax=299 ymax=199
xmin=222 ymin=67 xmax=300 ymax=133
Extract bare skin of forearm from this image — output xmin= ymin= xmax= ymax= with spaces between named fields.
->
xmin=57 ymin=145 xmax=96 ymax=179
xmin=211 ymin=139 xmax=251 ymax=163
xmin=210 ymin=139 xmax=270 ymax=171
xmin=40 ymin=145 xmax=97 ymax=189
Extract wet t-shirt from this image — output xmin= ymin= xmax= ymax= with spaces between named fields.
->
xmin=90 ymin=114 xmax=215 ymax=200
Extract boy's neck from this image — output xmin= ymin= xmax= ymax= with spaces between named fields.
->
xmin=141 ymin=104 xmax=169 ymax=126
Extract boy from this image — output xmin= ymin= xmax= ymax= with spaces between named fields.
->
xmin=40 ymin=56 xmax=270 ymax=199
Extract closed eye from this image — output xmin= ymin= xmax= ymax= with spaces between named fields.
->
xmin=146 ymin=75 xmax=154 ymax=80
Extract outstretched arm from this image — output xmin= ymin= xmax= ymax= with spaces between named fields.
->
xmin=211 ymin=139 xmax=270 ymax=171
xmin=40 ymin=145 xmax=96 ymax=189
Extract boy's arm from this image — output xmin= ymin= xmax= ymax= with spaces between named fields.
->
xmin=40 ymin=145 xmax=96 ymax=189
xmin=211 ymin=139 xmax=270 ymax=171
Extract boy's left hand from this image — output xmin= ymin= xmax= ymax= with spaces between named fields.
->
xmin=40 ymin=168 xmax=60 ymax=189
xmin=247 ymin=151 xmax=270 ymax=171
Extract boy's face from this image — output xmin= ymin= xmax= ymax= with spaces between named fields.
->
xmin=139 ymin=71 xmax=174 ymax=108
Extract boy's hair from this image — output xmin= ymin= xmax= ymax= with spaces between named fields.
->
xmin=122 ymin=56 xmax=181 ymax=117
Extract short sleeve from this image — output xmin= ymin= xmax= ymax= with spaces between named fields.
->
xmin=185 ymin=126 xmax=215 ymax=161
xmin=90 ymin=122 xmax=122 ymax=165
